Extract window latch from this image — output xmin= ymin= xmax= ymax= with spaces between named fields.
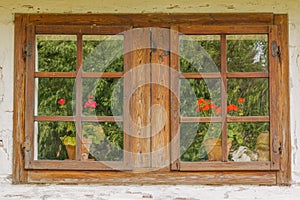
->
xmin=176 ymin=161 xmax=180 ymax=170
xmin=272 ymin=135 xmax=282 ymax=155
xmin=22 ymin=136 xmax=31 ymax=158
xmin=271 ymin=41 xmax=282 ymax=64
xmin=23 ymin=42 xmax=33 ymax=59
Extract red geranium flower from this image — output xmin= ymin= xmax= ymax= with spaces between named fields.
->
xmin=202 ymin=104 xmax=210 ymax=111
xmin=209 ymin=103 xmax=216 ymax=109
xmin=57 ymin=98 xmax=65 ymax=105
xmin=227 ymin=104 xmax=238 ymax=112
xmin=197 ymin=97 xmax=206 ymax=106
xmin=237 ymin=97 xmax=245 ymax=103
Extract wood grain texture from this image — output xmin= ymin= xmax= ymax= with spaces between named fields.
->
xmin=131 ymin=28 xmax=151 ymax=169
xmin=34 ymin=72 xmax=124 ymax=78
xmin=27 ymin=170 xmax=277 ymax=185
xmin=226 ymin=72 xmax=269 ymax=78
xmin=179 ymin=25 xmax=269 ymax=34
xmin=180 ymin=73 xmax=221 ymax=79
xmin=13 ymin=14 xmax=29 ymax=184
xmin=221 ymin=35 xmax=228 ymax=162
xmin=269 ymin=25 xmax=280 ymax=170
xmin=180 ymin=72 xmax=269 ymax=79
xmin=123 ymin=28 xmax=133 ymax=169
xmin=25 ymin=160 xmax=129 ymax=171
xmin=36 ymin=25 xmax=130 ymax=34
xmin=13 ymin=13 xmax=290 ymax=185
xmin=75 ymin=34 xmax=83 ymax=161
xmin=24 ymin=24 xmax=36 ymax=168
xmin=34 ymin=116 xmax=124 ymax=122
xmin=27 ymin=13 xmax=274 ymax=26
xmin=274 ymin=14 xmax=291 ymax=185
xmin=179 ymin=161 xmax=271 ymax=171
xmin=170 ymin=26 xmax=180 ymax=170
xmin=151 ymin=28 xmax=170 ymax=168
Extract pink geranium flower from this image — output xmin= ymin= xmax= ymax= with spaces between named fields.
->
xmin=84 ymin=100 xmax=98 ymax=108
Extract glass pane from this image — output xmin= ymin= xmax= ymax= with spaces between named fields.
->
xmin=180 ymin=78 xmax=221 ymax=117
xmin=83 ymin=122 xmax=124 ymax=161
xmin=83 ymin=35 xmax=124 ymax=72
xmin=36 ymin=121 xmax=76 ymax=160
xmin=36 ymin=35 xmax=77 ymax=72
xmin=179 ymin=35 xmax=220 ymax=73
xmin=228 ymin=122 xmax=270 ymax=162
xmin=36 ymin=78 xmax=76 ymax=116
xmin=82 ymin=78 xmax=123 ymax=116
xmin=227 ymin=78 xmax=269 ymax=116
xmin=227 ymin=35 xmax=268 ymax=72
xmin=180 ymin=123 xmax=222 ymax=162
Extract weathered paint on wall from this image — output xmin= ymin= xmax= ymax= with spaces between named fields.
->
xmin=0 ymin=0 xmax=300 ymax=186
xmin=0 ymin=21 xmax=14 ymax=175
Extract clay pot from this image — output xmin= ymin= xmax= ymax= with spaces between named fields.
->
xmin=65 ymin=145 xmax=76 ymax=160
xmin=81 ymin=138 xmax=92 ymax=160
xmin=204 ymin=138 xmax=232 ymax=161
xmin=64 ymin=138 xmax=93 ymax=160
xmin=255 ymin=132 xmax=270 ymax=161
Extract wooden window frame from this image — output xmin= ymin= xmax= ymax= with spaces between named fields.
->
xmin=24 ymin=25 xmax=131 ymax=171
xmin=170 ymin=25 xmax=279 ymax=171
xmin=13 ymin=13 xmax=290 ymax=185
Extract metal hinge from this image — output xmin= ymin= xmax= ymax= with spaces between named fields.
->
xmin=22 ymin=136 xmax=31 ymax=158
xmin=22 ymin=42 xmax=32 ymax=60
xmin=272 ymin=136 xmax=282 ymax=155
xmin=271 ymin=40 xmax=282 ymax=64
xmin=176 ymin=161 xmax=180 ymax=170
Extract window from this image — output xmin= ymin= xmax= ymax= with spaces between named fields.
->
xmin=13 ymin=14 xmax=290 ymax=185
xmin=171 ymin=27 xmax=279 ymax=171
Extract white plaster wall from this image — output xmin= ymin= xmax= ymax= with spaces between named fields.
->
xmin=1 ymin=0 xmax=300 ymax=186
xmin=0 ymin=21 xmax=14 ymax=175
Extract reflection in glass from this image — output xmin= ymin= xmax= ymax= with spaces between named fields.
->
xmin=83 ymin=122 xmax=123 ymax=161
xmin=180 ymin=79 xmax=221 ymax=117
xmin=36 ymin=121 xmax=76 ymax=160
xmin=227 ymin=35 xmax=268 ymax=72
xmin=227 ymin=78 xmax=269 ymax=116
xmin=83 ymin=35 xmax=124 ymax=72
xmin=36 ymin=35 xmax=77 ymax=72
xmin=82 ymin=78 xmax=123 ymax=116
xmin=228 ymin=122 xmax=270 ymax=162
xmin=179 ymin=35 xmax=220 ymax=73
xmin=36 ymin=78 xmax=75 ymax=116
xmin=180 ymin=123 xmax=222 ymax=162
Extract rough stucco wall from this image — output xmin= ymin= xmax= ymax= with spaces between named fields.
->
xmin=0 ymin=0 xmax=300 ymax=184
xmin=0 ymin=21 xmax=14 ymax=175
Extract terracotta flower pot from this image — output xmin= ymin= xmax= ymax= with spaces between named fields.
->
xmin=65 ymin=144 xmax=76 ymax=160
xmin=204 ymin=138 xmax=232 ymax=161
xmin=81 ymin=138 xmax=92 ymax=160
xmin=64 ymin=138 xmax=93 ymax=160
xmin=255 ymin=132 xmax=270 ymax=161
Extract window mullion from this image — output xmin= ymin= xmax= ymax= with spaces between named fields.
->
xmin=170 ymin=25 xmax=180 ymax=170
xmin=221 ymin=34 xmax=228 ymax=162
xmin=76 ymin=34 xmax=83 ymax=161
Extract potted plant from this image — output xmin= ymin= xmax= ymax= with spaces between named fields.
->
xmin=196 ymin=97 xmax=245 ymax=161
xmin=81 ymin=95 xmax=100 ymax=161
xmin=60 ymin=135 xmax=76 ymax=160
xmin=203 ymin=125 xmax=226 ymax=161
xmin=60 ymin=133 xmax=94 ymax=161
xmin=57 ymin=96 xmax=98 ymax=160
